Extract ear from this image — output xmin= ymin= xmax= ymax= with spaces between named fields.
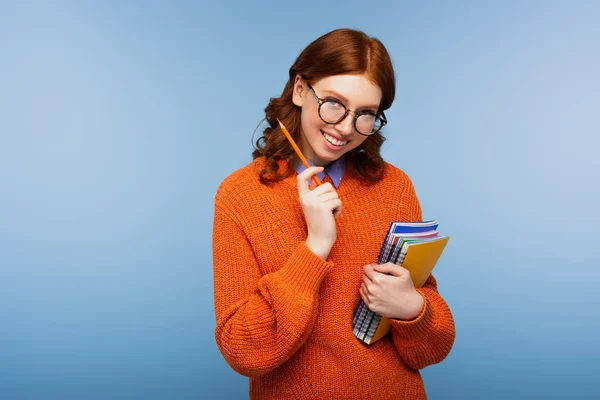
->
xmin=291 ymin=74 xmax=306 ymax=107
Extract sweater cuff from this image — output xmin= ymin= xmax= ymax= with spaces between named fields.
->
xmin=278 ymin=242 xmax=334 ymax=292
xmin=389 ymin=289 xmax=435 ymax=341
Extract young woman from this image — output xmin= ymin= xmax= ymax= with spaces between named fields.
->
xmin=213 ymin=28 xmax=455 ymax=399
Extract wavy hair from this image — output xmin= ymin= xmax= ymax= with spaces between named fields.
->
xmin=252 ymin=28 xmax=396 ymax=185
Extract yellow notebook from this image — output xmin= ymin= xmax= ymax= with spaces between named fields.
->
xmin=400 ymin=236 xmax=450 ymax=287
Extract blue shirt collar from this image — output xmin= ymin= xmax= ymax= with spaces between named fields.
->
xmin=294 ymin=157 xmax=346 ymax=188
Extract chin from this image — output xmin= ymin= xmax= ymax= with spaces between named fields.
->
xmin=316 ymin=151 xmax=345 ymax=165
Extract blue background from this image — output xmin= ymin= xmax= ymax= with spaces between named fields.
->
xmin=1 ymin=1 xmax=598 ymax=399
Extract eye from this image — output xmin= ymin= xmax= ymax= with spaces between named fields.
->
xmin=357 ymin=110 xmax=377 ymax=117
xmin=323 ymin=99 xmax=345 ymax=110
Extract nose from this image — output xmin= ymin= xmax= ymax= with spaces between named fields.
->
xmin=334 ymin=111 xmax=355 ymax=136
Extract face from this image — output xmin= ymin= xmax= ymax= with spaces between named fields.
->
xmin=292 ymin=74 xmax=383 ymax=167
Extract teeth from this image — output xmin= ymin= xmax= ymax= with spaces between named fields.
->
xmin=322 ymin=131 xmax=348 ymax=146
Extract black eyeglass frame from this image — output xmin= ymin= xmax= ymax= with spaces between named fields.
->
xmin=306 ymin=82 xmax=387 ymax=136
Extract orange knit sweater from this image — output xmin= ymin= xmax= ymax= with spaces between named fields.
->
xmin=213 ymin=157 xmax=455 ymax=399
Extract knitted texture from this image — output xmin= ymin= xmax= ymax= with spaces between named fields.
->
xmin=213 ymin=157 xmax=455 ymax=399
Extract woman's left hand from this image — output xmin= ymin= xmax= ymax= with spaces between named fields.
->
xmin=360 ymin=263 xmax=425 ymax=320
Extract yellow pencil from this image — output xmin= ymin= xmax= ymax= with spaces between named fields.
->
xmin=277 ymin=119 xmax=322 ymax=186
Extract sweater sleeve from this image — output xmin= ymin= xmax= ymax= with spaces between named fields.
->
xmin=213 ymin=206 xmax=333 ymax=378
xmin=389 ymin=274 xmax=456 ymax=370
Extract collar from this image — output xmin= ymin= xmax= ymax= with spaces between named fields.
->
xmin=294 ymin=157 xmax=346 ymax=188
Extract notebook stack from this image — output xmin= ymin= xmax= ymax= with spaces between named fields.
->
xmin=353 ymin=221 xmax=450 ymax=344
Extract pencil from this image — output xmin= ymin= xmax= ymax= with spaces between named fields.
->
xmin=277 ymin=119 xmax=322 ymax=186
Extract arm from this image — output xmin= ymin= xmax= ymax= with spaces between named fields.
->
xmin=389 ymin=274 xmax=455 ymax=370
xmin=213 ymin=207 xmax=332 ymax=377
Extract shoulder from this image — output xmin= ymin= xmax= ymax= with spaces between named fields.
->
xmin=214 ymin=157 xmax=290 ymax=216
xmin=215 ymin=158 xmax=263 ymax=207
xmin=382 ymin=162 xmax=413 ymax=185
xmin=379 ymin=162 xmax=422 ymax=221
xmin=218 ymin=159 xmax=262 ymax=189
xmin=363 ymin=162 xmax=417 ymax=196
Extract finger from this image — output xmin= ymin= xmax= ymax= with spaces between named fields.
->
xmin=361 ymin=279 xmax=375 ymax=296
xmin=372 ymin=263 xmax=403 ymax=277
xmin=378 ymin=263 xmax=411 ymax=278
xmin=359 ymin=283 xmax=369 ymax=304
xmin=328 ymin=199 xmax=342 ymax=219
xmin=315 ymin=191 xmax=339 ymax=202
xmin=332 ymin=202 xmax=342 ymax=219
xmin=308 ymin=182 xmax=335 ymax=197
xmin=363 ymin=264 xmax=379 ymax=282
xmin=297 ymin=166 xmax=324 ymax=195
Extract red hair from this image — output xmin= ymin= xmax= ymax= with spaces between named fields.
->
xmin=252 ymin=28 xmax=396 ymax=185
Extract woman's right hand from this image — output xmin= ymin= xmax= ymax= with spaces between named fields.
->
xmin=297 ymin=166 xmax=342 ymax=260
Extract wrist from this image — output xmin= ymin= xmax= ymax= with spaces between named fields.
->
xmin=397 ymin=291 xmax=425 ymax=321
xmin=305 ymin=236 xmax=333 ymax=260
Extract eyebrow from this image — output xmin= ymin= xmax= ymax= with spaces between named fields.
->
xmin=320 ymin=89 xmax=380 ymax=111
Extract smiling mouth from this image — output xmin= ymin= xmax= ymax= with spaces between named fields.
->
xmin=321 ymin=130 xmax=349 ymax=147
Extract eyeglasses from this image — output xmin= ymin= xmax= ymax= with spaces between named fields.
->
xmin=306 ymin=82 xmax=387 ymax=136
